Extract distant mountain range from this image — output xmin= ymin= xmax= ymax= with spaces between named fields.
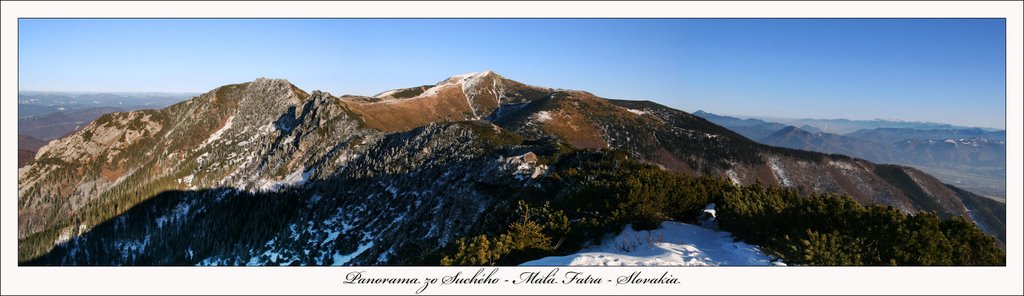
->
xmin=846 ymin=128 xmax=1005 ymax=143
xmin=762 ymin=126 xmax=894 ymax=162
xmin=695 ymin=111 xmax=1006 ymax=200
xmin=18 ymin=91 xmax=196 ymax=117
xmin=18 ymin=72 xmax=1004 ymax=265
xmin=747 ymin=115 xmax=1002 ymax=135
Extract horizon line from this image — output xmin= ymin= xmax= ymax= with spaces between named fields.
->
xmin=18 ymin=88 xmax=1005 ymax=131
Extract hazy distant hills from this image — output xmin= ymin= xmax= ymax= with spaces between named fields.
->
xmin=762 ymin=126 xmax=894 ymax=162
xmin=18 ymin=91 xmax=197 ymax=141
xmin=695 ymin=111 xmax=1006 ymax=200
xmin=846 ymin=128 xmax=1005 ymax=144
xmin=18 ymin=91 xmax=196 ymax=117
xmin=691 ymin=110 xmax=790 ymax=141
xmin=748 ymin=115 xmax=1001 ymax=135
xmin=17 ymin=91 xmax=197 ymax=167
xmin=18 ymin=72 xmax=1004 ymax=265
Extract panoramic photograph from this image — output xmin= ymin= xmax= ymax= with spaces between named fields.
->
xmin=16 ymin=18 xmax=1006 ymax=267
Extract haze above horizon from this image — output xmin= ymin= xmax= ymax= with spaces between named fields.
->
xmin=18 ymin=19 xmax=1006 ymax=129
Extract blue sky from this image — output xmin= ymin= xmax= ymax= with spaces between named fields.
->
xmin=19 ymin=19 xmax=1006 ymax=128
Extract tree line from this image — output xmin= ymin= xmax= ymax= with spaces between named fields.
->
xmin=439 ymin=149 xmax=1005 ymax=266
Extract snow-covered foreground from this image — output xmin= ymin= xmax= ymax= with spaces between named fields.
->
xmin=522 ymin=207 xmax=784 ymax=266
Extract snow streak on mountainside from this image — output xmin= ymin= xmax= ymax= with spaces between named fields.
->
xmin=18 ymin=72 xmax=1006 ymax=265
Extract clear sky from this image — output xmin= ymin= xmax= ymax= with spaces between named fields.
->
xmin=18 ymin=19 xmax=1006 ymax=129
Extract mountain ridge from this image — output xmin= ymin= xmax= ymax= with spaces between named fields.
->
xmin=17 ymin=72 xmax=1006 ymax=264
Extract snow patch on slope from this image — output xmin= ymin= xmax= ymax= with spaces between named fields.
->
xmin=725 ymin=169 xmax=740 ymax=185
xmin=197 ymin=115 xmax=234 ymax=150
xmin=523 ymin=204 xmax=782 ymax=266
xmin=397 ymin=71 xmax=492 ymax=103
xmin=332 ymin=242 xmax=374 ymax=266
xmin=532 ymin=111 xmax=553 ymax=123
xmin=257 ymin=167 xmax=314 ymax=192
xmin=626 ymin=108 xmax=647 ymax=116
xmin=522 ymin=220 xmax=782 ymax=266
xmin=827 ymin=160 xmax=858 ymax=171
xmin=460 ymin=71 xmax=491 ymax=91
xmin=373 ymin=89 xmax=398 ymax=99
xmin=768 ymin=157 xmax=793 ymax=187
xmin=458 ymin=71 xmax=494 ymax=119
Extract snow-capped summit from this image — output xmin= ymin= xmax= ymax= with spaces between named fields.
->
xmin=439 ymin=70 xmax=498 ymax=85
xmin=340 ymin=70 xmax=553 ymax=131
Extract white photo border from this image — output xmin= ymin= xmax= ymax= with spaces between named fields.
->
xmin=2 ymin=1 xmax=1021 ymax=295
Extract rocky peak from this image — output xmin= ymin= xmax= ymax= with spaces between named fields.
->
xmin=251 ymin=77 xmax=293 ymax=87
xmin=210 ymin=78 xmax=306 ymax=107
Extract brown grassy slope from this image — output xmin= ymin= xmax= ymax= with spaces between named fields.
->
xmin=340 ymin=85 xmax=476 ymax=132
